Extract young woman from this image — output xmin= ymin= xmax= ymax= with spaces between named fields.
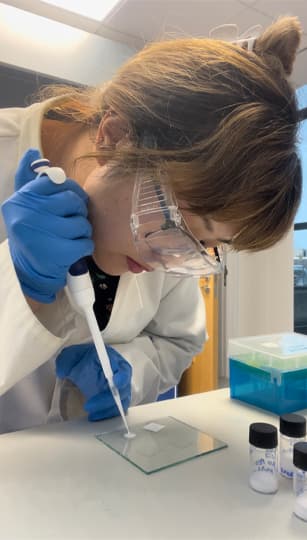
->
xmin=0 ymin=16 xmax=302 ymax=432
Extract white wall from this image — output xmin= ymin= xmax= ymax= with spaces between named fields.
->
xmin=222 ymin=231 xmax=294 ymax=376
xmin=0 ymin=3 xmax=134 ymax=85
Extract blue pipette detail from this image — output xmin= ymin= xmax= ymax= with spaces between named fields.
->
xmin=69 ymin=258 xmax=89 ymax=276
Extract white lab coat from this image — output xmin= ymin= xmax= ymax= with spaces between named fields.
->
xmin=0 ymin=99 xmax=206 ymax=433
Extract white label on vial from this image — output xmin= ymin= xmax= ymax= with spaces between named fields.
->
xmin=280 ymin=450 xmax=294 ymax=478
xmin=254 ymin=450 xmax=276 ymax=474
xmin=144 ymin=422 xmax=165 ymax=433
xmin=250 ymin=449 xmax=278 ymax=493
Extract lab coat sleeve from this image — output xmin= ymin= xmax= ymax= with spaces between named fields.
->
xmin=112 ymin=277 xmax=207 ymax=405
xmin=0 ymin=240 xmax=77 ymax=395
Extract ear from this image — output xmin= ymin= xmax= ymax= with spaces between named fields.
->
xmin=96 ymin=110 xmax=129 ymax=149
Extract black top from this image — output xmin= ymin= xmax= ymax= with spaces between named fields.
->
xmin=249 ymin=423 xmax=278 ymax=449
xmin=293 ymin=442 xmax=307 ymax=471
xmin=280 ymin=413 xmax=306 ymax=438
xmin=86 ymin=257 xmax=120 ymax=331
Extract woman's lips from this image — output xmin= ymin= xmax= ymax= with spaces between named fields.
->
xmin=126 ymin=257 xmax=151 ymax=273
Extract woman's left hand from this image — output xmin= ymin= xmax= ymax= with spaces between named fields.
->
xmin=56 ymin=343 xmax=132 ymax=421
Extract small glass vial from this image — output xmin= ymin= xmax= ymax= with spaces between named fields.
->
xmin=249 ymin=422 xmax=278 ymax=494
xmin=293 ymin=441 xmax=307 ymax=521
xmin=280 ymin=413 xmax=306 ymax=479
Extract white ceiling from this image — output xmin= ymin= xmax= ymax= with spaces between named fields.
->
xmin=102 ymin=0 xmax=307 ymax=86
xmin=2 ymin=0 xmax=307 ymax=85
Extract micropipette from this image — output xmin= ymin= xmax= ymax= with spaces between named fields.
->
xmin=30 ymin=158 xmax=135 ymax=439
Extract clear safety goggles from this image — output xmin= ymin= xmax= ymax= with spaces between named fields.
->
xmin=130 ymin=170 xmax=224 ymax=277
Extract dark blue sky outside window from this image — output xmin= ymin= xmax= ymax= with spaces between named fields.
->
xmin=294 ymin=85 xmax=307 ymax=335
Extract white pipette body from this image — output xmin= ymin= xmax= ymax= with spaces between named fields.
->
xmin=66 ymin=271 xmax=135 ymax=438
xmin=30 ymin=159 xmax=135 ymax=438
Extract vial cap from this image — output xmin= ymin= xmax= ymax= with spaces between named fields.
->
xmin=280 ymin=413 xmax=306 ymax=438
xmin=249 ymin=422 xmax=277 ymax=449
xmin=293 ymin=442 xmax=307 ymax=471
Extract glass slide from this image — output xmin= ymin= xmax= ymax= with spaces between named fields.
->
xmin=96 ymin=416 xmax=227 ymax=474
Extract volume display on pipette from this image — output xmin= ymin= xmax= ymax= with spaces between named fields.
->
xmin=30 ymin=158 xmax=135 ymax=439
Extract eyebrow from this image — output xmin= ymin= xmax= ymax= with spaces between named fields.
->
xmin=217 ymin=238 xmax=233 ymax=245
xmin=203 ymin=217 xmax=213 ymax=231
xmin=203 ymin=218 xmax=233 ymax=245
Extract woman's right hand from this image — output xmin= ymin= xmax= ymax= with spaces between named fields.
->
xmin=1 ymin=149 xmax=94 ymax=303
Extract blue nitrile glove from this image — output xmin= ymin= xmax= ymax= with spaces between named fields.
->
xmin=56 ymin=343 xmax=132 ymax=421
xmin=1 ymin=148 xmax=94 ymax=303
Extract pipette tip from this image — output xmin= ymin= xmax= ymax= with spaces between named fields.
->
xmin=124 ymin=431 xmax=136 ymax=439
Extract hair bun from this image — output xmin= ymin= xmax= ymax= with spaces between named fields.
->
xmin=254 ymin=16 xmax=302 ymax=76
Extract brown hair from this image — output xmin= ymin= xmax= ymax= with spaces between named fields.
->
xmin=39 ymin=16 xmax=303 ymax=252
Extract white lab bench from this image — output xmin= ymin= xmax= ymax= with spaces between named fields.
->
xmin=0 ymin=388 xmax=306 ymax=540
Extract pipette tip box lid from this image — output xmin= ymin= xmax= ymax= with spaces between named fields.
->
xmin=229 ymin=332 xmax=307 ymax=414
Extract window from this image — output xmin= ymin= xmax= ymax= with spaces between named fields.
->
xmin=294 ymin=85 xmax=307 ymax=334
